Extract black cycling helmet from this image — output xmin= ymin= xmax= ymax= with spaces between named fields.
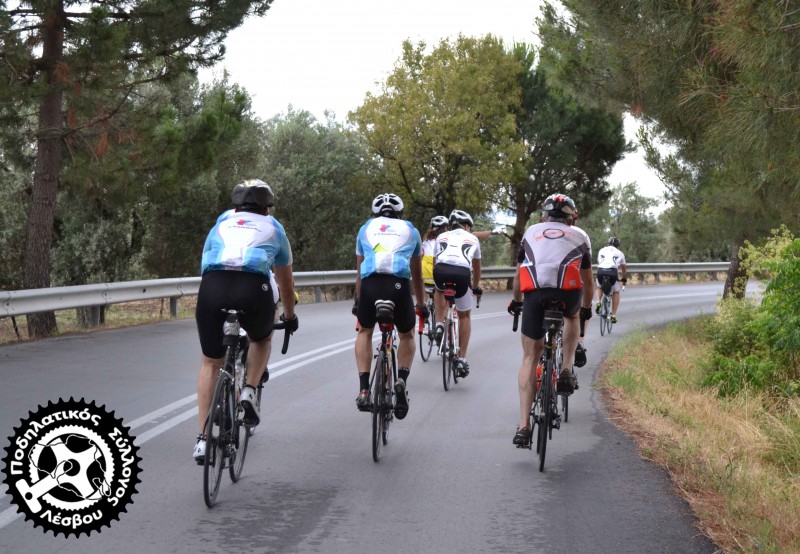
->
xmin=449 ymin=209 xmax=473 ymax=228
xmin=231 ymin=179 xmax=275 ymax=210
xmin=541 ymin=193 xmax=577 ymax=221
xmin=608 ymin=237 xmax=620 ymax=248
xmin=371 ymin=193 xmax=404 ymax=217
xmin=430 ymin=215 xmax=448 ymax=230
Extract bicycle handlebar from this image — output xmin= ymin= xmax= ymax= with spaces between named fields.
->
xmin=579 ymin=317 xmax=585 ymax=338
xmin=272 ymin=319 xmax=293 ymax=355
xmin=512 ymin=312 xmax=519 ymax=332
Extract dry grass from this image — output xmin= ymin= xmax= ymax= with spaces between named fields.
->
xmin=600 ymin=321 xmax=800 ymax=553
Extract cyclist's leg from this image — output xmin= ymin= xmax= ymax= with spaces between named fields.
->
xmin=558 ymin=290 xmax=582 ymax=374
xmin=515 ymin=292 xmax=545 ymax=442
xmin=611 ymin=279 xmax=622 ymax=316
xmin=195 ymin=271 xmax=229 ymax=436
xmin=452 ymin=267 xmax=473 ymax=360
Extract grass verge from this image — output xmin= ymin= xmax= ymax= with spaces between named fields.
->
xmin=600 ymin=317 xmax=800 ymax=553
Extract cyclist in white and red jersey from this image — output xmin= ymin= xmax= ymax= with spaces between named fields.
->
xmin=432 ymin=209 xmax=482 ymax=377
xmin=508 ymin=194 xmax=593 ymax=446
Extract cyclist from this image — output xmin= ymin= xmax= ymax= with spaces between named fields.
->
xmin=431 ymin=209 xmax=482 ymax=377
xmin=353 ymin=193 xmax=427 ymax=420
xmin=421 ymin=215 xmax=449 ymax=289
xmin=508 ymin=193 xmax=593 ymax=446
xmin=193 ymin=179 xmax=298 ymax=463
xmin=595 ymin=237 xmax=628 ymax=324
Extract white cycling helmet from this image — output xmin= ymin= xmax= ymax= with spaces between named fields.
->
xmin=371 ymin=193 xmax=404 ymax=217
xmin=448 ymin=209 xmax=473 ymax=228
xmin=231 ymin=179 xmax=275 ymax=209
xmin=430 ymin=215 xmax=448 ymax=229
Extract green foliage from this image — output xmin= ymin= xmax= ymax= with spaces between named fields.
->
xmin=260 ymin=109 xmax=373 ymax=271
xmin=703 ymin=231 xmax=800 ymax=396
xmin=350 ymin=35 xmax=525 ymax=219
xmin=579 ymin=183 xmax=663 ymax=261
xmin=0 ymin=171 xmax=28 ymax=289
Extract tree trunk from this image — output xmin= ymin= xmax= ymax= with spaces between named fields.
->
xmin=23 ymin=0 xmax=65 ymax=338
xmin=723 ymin=241 xmax=746 ymax=299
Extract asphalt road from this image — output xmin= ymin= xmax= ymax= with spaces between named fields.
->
xmin=0 ymin=283 xmax=727 ymax=553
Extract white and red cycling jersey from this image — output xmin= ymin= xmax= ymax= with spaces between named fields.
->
xmin=517 ymin=222 xmax=592 ymax=291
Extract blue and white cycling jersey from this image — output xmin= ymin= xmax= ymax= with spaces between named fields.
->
xmin=201 ymin=209 xmax=292 ymax=277
xmin=356 ymin=216 xmax=421 ymax=280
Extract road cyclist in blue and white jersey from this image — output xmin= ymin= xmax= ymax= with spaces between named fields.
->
xmin=352 ymin=193 xmax=427 ymax=419
xmin=595 ymin=237 xmax=628 ymax=324
xmin=432 ymin=209 xmax=482 ymax=378
xmin=508 ymin=193 xmax=594 ymax=446
xmin=193 ymin=179 xmax=298 ymax=463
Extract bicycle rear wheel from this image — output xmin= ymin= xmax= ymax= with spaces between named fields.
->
xmin=537 ymin=364 xmax=554 ymax=472
xmin=372 ymin=352 xmax=387 ymax=462
xmin=606 ymin=295 xmax=614 ymax=334
xmin=204 ymin=375 xmax=228 ymax=507
xmin=451 ymin=319 xmax=459 ymax=384
xmin=441 ymin=317 xmax=451 ymax=391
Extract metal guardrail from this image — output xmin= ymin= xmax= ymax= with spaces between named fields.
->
xmin=1 ymin=263 xmax=730 ymax=318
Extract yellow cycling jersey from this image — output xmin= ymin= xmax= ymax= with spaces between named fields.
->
xmin=421 ymin=238 xmax=436 ymax=285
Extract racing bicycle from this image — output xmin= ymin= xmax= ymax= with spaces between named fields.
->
xmin=417 ymin=287 xmax=436 ymax=362
xmin=597 ymin=275 xmax=614 ymax=336
xmin=202 ymin=311 xmax=292 ymax=507
xmin=438 ymin=283 xmax=461 ymax=391
xmin=369 ymin=300 xmax=399 ymax=462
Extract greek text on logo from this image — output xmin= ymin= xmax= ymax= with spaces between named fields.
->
xmin=2 ymin=398 xmax=142 ymax=537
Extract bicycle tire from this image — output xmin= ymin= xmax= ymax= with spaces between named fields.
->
xmin=606 ymin=294 xmax=614 ymax=334
xmin=372 ymin=350 xmax=386 ymax=462
xmin=442 ymin=316 xmax=451 ymax=391
xmin=203 ymin=374 xmax=227 ymax=507
xmin=451 ymin=317 xmax=459 ymax=384
xmin=537 ymin=362 xmax=553 ymax=472
xmin=229 ymin=395 xmax=249 ymax=482
xmin=384 ymin=345 xmax=397 ymax=446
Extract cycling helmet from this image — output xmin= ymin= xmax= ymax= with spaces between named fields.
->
xmin=608 ymin=237 xmax=620 ymax=248
xmin=541 ymin=193 xmax=577 ymax=220
xmin=430 ymin=215 xmax=448 ymax=230
xmin=371 ymin=193 xmax=404 ymax=217
xmin=449 ymin=209 xmax=473 ymax=228
xmin=231 ymin=179 xmax=275 ymax=209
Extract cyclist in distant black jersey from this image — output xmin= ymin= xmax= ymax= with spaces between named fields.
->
xmin=508 ymin=194 xmax=593 ymax=446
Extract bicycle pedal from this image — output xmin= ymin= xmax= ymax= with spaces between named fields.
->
xmin=553 ymin=416 xmax=561 ymax=429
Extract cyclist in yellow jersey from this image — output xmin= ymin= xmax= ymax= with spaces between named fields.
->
xmin=421 ymin=216 xmax=449 ymax=287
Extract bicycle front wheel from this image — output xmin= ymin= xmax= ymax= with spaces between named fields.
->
xmin=372 ymin=352 xmax=386 ymax=462
xmin=419 ymin=314 xmax=433 ymax=362
xmin=204 ymin=375 xmax=228 ymax=507
xmin=229 ymin=400 xmax=250 ymax=482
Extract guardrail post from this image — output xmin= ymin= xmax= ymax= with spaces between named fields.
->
xmin=170 ymin=297 xmax=178 ymax=318
xmin=90 ymin=306 xmax=101 ymax=327
xmin=314 ymin=286 xmax=322 ymax=303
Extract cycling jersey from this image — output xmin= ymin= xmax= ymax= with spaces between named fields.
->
xmin=597 ymin=245 xmax=626 ymax=269
xmin=201 ymin=209 xmax=292 ymax=277
xmin=517 ymin=222 xmax=591 ymax=291
xmin=421 ymin=238 xmax=436 ymax=285
xmin=356 ymin=216 xmax=422 ymax=280
xmin=434 ymin=228 xmax=481 ymax=269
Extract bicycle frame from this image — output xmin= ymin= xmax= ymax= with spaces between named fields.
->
xmin=530 ymin=308 xmax=564 ymax=472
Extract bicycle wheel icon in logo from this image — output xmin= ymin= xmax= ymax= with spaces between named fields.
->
xmin=2 ymin=398 xmax=141 ymax=537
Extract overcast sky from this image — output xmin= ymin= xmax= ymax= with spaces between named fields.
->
xmin=200 ymin=0 xmax=665 ymax=203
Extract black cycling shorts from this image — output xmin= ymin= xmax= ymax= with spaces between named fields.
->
xmin=432 ymin=264 xmax=471 ymax=297
xmin=357 ymin=274 xmax=415 ymax=333
xmin=195 ymin=270 xmax=276 ymax=359
xmin=596 ymin=268 xmax=618 ymax=295
xmin=521 ymin=288 xmax=582 ymax=340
